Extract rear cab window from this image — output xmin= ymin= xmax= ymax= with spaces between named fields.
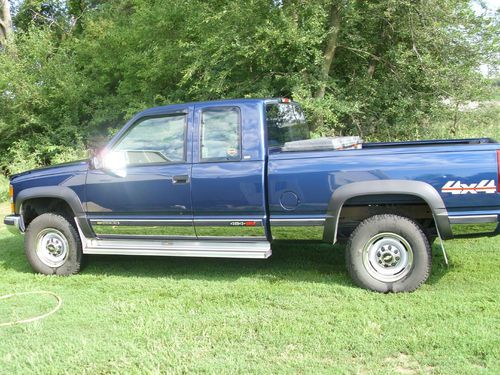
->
xmin=265 ymin=101 xmax=310 ymax=150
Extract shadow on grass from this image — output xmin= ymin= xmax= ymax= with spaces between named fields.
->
xmin=428 ymin=242 xmax=452 ymax=286
xmin=87 ymin=242 xmax=354 ymax=286
xmin=0 ymin=233 xmax=449 ymax=287
xmin=0 ymin=234 xmax=354 ymax=286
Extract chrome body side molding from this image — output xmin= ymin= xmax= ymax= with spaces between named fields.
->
xmin=194 ymin=218 xmax=267 ymax=239
xmin=90 ymin=218 xmax=196 ymax=239
xmin=448 ymin=215 xmax=498 ymax=224
xmin=270 ymin=218 xmax=325 ymax=226
xmin=89 ymin=217 xmax=267 ymax=240
xmin=449 ymin=214 xmax=499 ymax=238
xmin=269 ymin=217 xmax=325 ymax=240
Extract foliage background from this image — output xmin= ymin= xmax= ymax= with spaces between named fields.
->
xmin=0 ymin=0 xmax=499 ymax=175
xmin=0 ymin=4 xmax=499 ymax=373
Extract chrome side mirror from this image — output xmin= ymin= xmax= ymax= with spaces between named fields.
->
xmin=90 ymin=155 xmax=102 ymax=170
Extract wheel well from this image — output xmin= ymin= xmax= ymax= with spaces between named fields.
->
xmin=21 ymin=198 xmax=75 ymax=228
xmin=336 ymin=194 xmax=437 ymax=241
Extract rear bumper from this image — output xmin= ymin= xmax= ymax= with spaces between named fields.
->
xmin=3 ymin=215 xmax=25 ymax=235
xmin=449 ymin=214 xmax=499 ymax=238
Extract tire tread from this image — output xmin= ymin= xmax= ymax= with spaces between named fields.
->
xmin=346 ymin=214 xmax=431 ymax=293
xmin=25 ymin=213 xmax=83 ymax=275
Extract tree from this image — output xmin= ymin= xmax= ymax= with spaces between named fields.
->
xmin=0 ymin=0 xmax=12 ymax=45
xmin=315 ymin=1 xmax=341 ymax=99
xmin=0 ymin=0 xmax=498 ymax=173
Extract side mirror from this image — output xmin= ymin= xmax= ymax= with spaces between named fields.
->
xmin=90 ymin=155 xmax=102 ymax=170
xmin=92 ymin=151 xmax=128 ymax=177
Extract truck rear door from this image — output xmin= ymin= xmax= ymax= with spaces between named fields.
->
xmin=191 ymin=101 xmax=268 ymax=240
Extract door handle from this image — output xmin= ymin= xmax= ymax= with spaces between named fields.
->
xmin=172 ymin=175 xmax=190 ymax=184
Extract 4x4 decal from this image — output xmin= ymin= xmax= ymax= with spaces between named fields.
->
xmin=441 ymin=180 xmax=496 ymax=194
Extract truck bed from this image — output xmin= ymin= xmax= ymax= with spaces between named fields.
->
xmin=364 ymin=137 xmax=496 ymax=148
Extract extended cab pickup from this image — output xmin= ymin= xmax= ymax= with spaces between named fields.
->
xmin=4 ymin=98 xmax=500 ymax=292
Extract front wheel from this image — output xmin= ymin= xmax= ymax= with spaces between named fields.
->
xmin=25 ymin=213 xmax=83 ymax=275
xmin=346 ymin=214 xmax=431 ymax=293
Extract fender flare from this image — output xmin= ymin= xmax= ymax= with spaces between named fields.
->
xmin=15 ymin=186 xmax=94 ymax=237
xmin=15 ymin=186 xmax=85 ymax=216
xmin=322 ymin=180 xmax=452 ymax=243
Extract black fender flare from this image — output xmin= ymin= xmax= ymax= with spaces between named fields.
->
xmin=16 ymin=186 xmax=85 ymax=216
xmin=15 ymin=187 xmax=94 ymax=237
xmin=323 ymin=180 xmax=452 ymax=243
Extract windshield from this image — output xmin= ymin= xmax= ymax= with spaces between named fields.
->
xmin=266 ymin=102 xmax=310 ymax=148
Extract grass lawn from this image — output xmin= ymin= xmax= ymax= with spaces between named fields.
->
xmin=0 ymin=202 xmax=499 ymax=374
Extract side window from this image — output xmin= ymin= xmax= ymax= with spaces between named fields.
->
xmin=113 ymin=114 xmax=186 ymax=165
xmin=201 ymin=107 xmax=241 ymax=161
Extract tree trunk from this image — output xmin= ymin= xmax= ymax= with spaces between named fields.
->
xmin=315 ymin=2 xmax=341 ymax=99
xmin=367 ymin=58 xmax=376 ymax=78
xmin=0 ymin=0 xmax=13 ymax=46
xmin=282 ymin=0 xmax=299 ymax=26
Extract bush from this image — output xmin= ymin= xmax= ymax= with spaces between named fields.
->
xmin=5 ymin=138 xmax=88 ymax=176
xmin=425 ymin=104 xmax=500 ymax=141
xmin=0 ymin=174 xmax=9 ymax=202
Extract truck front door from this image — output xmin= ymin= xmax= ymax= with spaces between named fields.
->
xmin=85 ymin=107 xmax=195 ymax=239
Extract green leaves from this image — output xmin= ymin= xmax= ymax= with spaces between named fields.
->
xmin=0 ymin=0 xmax=498 ymax=173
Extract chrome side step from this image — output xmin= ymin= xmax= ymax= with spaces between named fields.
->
xmin=82 ymin=238 xmax=272 ymax=258
xmin=76 ymin=222 xmax=271 ymax=259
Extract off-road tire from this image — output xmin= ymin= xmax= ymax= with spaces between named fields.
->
xmin=25 ymin=213 xmax=83 ymax=275
xmin=346 ymin=214 xmax=431 ymax=293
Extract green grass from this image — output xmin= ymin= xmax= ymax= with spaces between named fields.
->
xmin=0 ymin=202 xmax=499 ymax=374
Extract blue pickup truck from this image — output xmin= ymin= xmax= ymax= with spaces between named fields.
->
xmin=4 ymin=98 xmax=500 ymax=292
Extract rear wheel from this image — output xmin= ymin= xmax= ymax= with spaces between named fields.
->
xmin=25 ymin=213 xmax=83 ymax=275
xmin=346 ymin=214 xmax=431 ymax=293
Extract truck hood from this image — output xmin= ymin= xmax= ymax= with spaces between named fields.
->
xmin=10 ymin=160 xmax=90 ymax=181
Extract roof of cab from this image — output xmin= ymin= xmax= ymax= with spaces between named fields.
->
xmin=138 ymin=98 xmax=273 ymax=117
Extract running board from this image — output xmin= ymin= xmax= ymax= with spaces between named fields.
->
xmin=76 ymin=223 xmax=271 ymax=259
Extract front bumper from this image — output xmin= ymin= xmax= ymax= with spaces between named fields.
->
xmin=3 ymin=215 xmax=25 ymax=235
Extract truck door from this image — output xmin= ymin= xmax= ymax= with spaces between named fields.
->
xmin=191 ymin=102 xmax=268 ymax=240
xmin=85 ymin=107 xmax=195 ymax=238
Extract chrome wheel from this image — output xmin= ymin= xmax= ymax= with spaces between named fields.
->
xmin=362 ymin=232 xmax=413 ymax=283
xmin=35 ymin=228 xmax=69 ymax=268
